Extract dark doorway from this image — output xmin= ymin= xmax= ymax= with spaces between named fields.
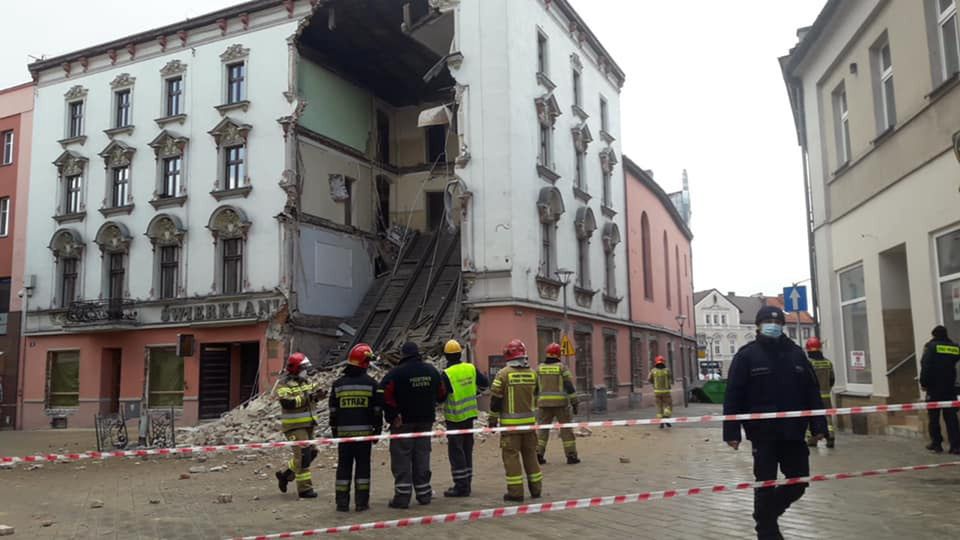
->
xmin=574 ymin=332 xmax=593 ymax=393
xmin=104 ymin=349 xmax=121 ymax=414
xmin=426 ymin=191 xmax=445 ymax=231
xmin=239 ymin=343 xmax=260 ymax=403
xmin=376 ymin=175 xmax=391 ymax=234
xmin=425 ymin=125 xmax=446 ymax=164
xmin=199 ymin=345 xmax=231 ymax=420
xmin=376 ymin=110 xmax=391 ymax=165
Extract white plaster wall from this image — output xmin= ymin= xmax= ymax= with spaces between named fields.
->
xmin=295 ymin=225 xmax=375 ymax=318
xmin=26 ymin=16 xmax=300 ymax=310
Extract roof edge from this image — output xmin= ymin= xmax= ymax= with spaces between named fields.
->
xmin=553 ymin=0 xmax=626 ymax=86
xmin=623 ymin=155 xmax=693 ymax=241
xmin=781 ymin=0 xmax=843 ymax=75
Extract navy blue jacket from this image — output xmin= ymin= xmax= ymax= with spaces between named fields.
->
xmin=380 ymin=356 xmax=447 ymax=425
xmin=723 ymin=334 xmax=828 ymax=442
xmin=919 ymin=338 xmax=960 ymax=398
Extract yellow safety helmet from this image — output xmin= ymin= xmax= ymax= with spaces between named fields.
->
xmin=444 ymin=339 xmax=463 ymax=354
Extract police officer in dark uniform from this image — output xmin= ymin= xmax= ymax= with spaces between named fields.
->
xmin=723 ymin=306 xmax=828 ymax=540
xmin=919 ymin=325 xmax=960 ymax=454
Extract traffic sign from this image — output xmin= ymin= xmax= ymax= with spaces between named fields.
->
xmin=560 ymin=335 xmax=576 ymax=356
xmin=783 ymin=285 xmax=808 ymax=313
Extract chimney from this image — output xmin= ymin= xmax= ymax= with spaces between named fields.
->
xmin=727 ymin=291 xmax=736 ymax=297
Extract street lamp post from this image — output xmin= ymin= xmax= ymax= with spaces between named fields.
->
xmin=555 ymin=269 xmax=575 ymax=368
xmin=675 ymin=314 xmax=688 ymax=408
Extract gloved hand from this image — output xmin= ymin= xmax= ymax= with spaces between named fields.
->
xmin=487 ymin=417 xmax=499 ymax=429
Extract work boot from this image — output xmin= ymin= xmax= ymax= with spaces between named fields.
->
xmin=444 ymin=487 xmax=470 ymax=498
xmin=416 ymin=496 xmax=432 ymax=506
xmin=275 ymin=470 xmax=291 ymax=493
xmin=336 ymin=492 xmax=350 ymax=512
xmin=826 ymin=436 xmax=836 ymax=449
xmin=336 ymin=503 xmax=350 ymax=512
xmin=388 ymin=498 xmax=409 ymax=509
xmin=298 ymin=489 xmax=318 ymax=499
xmin=503 ymin=493 xmax=524 ymax=503
xmin=659 ymin=423 xmax=665 ymax=430
xmin=355 ymin=492 xmax=370 ymax=512
xmin=566 ymin=454 xmax=581 ymax=465
xmin=926 ymin=443 xmax=944 ymax=454
xmin=949 ymin=447 xmax=960 ymax=455
xmin=537 ymin=453 xmax=546 ymax=465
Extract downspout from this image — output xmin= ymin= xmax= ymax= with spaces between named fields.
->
xmin=16 ymin=288 xmax=29 ymax=430
xmin=793 ymin=80 xmax=820 ymax=337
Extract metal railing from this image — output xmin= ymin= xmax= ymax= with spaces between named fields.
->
xmin=886 ymin=352 xmax=916 ymax=377
xmin=64 ymin=299 xmax=138 ymax=325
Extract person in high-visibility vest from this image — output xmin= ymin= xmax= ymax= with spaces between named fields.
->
xmin=439 ymin=339 xmax=489 ymax=497
xmin=535 ymin=342 xmax=580 ymax=465
xmin=489 ymin=339 xmax=542 ymax=502
xmin=920 ymin=325 xmax=960 ymax=455
xmin=275 ymin=353 xmax=326 ymax=499
xmin=804 ymin=337 xmax=836 ymax=448
xmin=649 ymin=356 xmax=672 ymax=428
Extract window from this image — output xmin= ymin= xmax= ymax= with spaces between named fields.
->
xmin=577 ymin=238 xmax=590 ymax=288
xmin=224 ymin=145 xmax=246 ymax=190
xmin=600 ymin=96 xmax=609 ymax=132
xmin=160 ymin=246 xmax=179 ymax=299
xmin=631 ymin=338 xmax=645 ymax=389
xmin=729 ymin=338 xmax=736 ymax=354
xmin=2 ymin=130 xmax=12 ymax=165
xmin=663 ymin=232 xmax=671 ymax=309
xmin=575 ymin=332 xmax=593 ymax=392
xmin=166 ymin=76 xmax=183 ymax=117
xmin=222 ymin=238 xmax=243 ymax=294
xmin=0 ymin=198 xmax=8 ymax=237
xmin=65 ymin=175 xmax=82 ymax=214
xmin=426 ymin=191 xmax=444 ymax=231
xmin=68 ymin=101 xmax=84 ymax=138
xmin=537 ymin=327 xmax=560 ymax=364
xmin=226 ymin=62 xmax=246 ymax=104
xmin=48 ymin=351 xmax=80 ymax=408
xmin=161 ymin=157 xmax=182 ymax=198
xmin=602 ymin=172 xmax=612 ymax=207
xmin=675 ymin=246 xmax=681 ymax=311
xmin=537 ymin=31 xmax=548 ymax=76
xmin=721 ymin=314 xmax=727 ymax=325
xmin=604 ymin=334 xmax=618 ymax=394
xmin=938 ymin=0 xmax=960 ymax=80
xmin=0 ymin=278 xmax=9 ymax=334
xmin=111 ymin=167 xmax=130 ymax=208
xmin=641 ymin=213 xmax=653 ymax=300
xmin=839 ymin=266 xmax=871 ymax=386
xmin=425 ymin=125 xmax=446 ymax=164
xmin=833 ymin=83 xmax=851 ymax=166
xmin=540 ymin=222 xmax=555 ymax=277
xmin=148 ymin=348 xmax=184 ymax=408
xmin=713 ymin=341 xmax=721 ymax=355
xmin=802 ymin=327 xmax=811 ymax=341
xmin=604 ymin=250 xmax=616 ymax=297
xmin=344 ymin=178 xmax=354 ymax=227
xmin=787 ymin=326 xmax=797 ymax=340
xmin=574 ymin=149 xmax=585 ymax=189
xmin=376 ymin=110 xmax=390 ymax=164
xmin=936 ymin=228 xmax=960 ymax=339
xmin=61 ymin=257 xmax=79 ymax=307
xmin=538 ymin=123 xmax=552 ymax=168
xmin=108 ymin=253 xmax=125 ymax=300
xmin=874 ymin=40 xmax=896 ymax=132
xmin=114 ymin=89 xmax=132 ymax=128
xmin=572 ymin=69 xmax=582 ymax=107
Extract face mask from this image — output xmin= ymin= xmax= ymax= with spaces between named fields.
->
xmin=759 ymin=323 xmax=783 ymax=339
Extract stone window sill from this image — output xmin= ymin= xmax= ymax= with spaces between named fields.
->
xmin=215 ymin=100 xmax=251 ymax=115
xmin=537 ymin=164 xmax=560 ymax=184
xmin=211 ymin=185 xmax=252 ymax=201
xmin=104 ymin=126 xmax=134 ymax=138
xmin=155 ymin=114 xmax=187 ymax=127
xmin=150 ymin=196 xmax=187 ymax=209
xmin=58 ymin=135 xmax=87 ymax=148
xmin=99 ymin=205 xmax=135 ymax=217
xmin=573 ymin=186 xmax=591 ymax=203
xmin=572 ymin=104 xmax=589 ymax=121
xmin=601 ymin=205 xmax=617 ymax=218
xmin=536 ymin=72 xmax=557 ymax=91
xmin=599 ymin=130 xmax=616 ymax=144
xmin=53 ymin=212 xmax=86 ymax=224
xmin=574 ymin=286 xmax=597 ymax=307
xmin=535 ymin=275 xmax=562 ymax=301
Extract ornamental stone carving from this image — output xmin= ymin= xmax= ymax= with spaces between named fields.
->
xmin=536 ymin=186 xmax=565 ymax=224
xmin=599 ymin=147 xmax=618 ymax=175
xmin=570 ymin=52 xmax=583 ymax=72
xmin=572 ymin=123 xmax=592 ymax=153
xmin=99 ymin=140 xmax=136 ymax=168
xmin=602 ymin=222 xmax=621 ymax=253
xmin=53 ymin=150 xmax=88 ymax=177
xmin=208 ymin=117 xmax=252 ymax=147
xmin=146 ymin=214 xmax=186 ymax=247
xmin=49 ymin=229 xmax=84 ymax=258
xmin=220 ymin=44 xmax=250 ymax=62
xmin=110 ymin=73 xmax=136 ymax=89
xmin=149 ymin=130 xmax=188 ymax=159
xmin=535 ymin=94 xmax=561 ymax=127
xmin=95 ymin=222 xmax=133 ymax=253
xmin=159 ymin=59 xmax=188 ymax=77
xmin=64 ymin=85 xmax=88 ymax=100
xmin=574 ymin=206 xmax=597 ymax=240
xmin=208 ymin=206 xmax=250 ymax=240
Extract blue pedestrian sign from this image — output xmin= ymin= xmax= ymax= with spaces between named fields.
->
xmin=783 ymin=285 xmax=808 ymax=313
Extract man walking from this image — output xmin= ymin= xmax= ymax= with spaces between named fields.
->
xmin=723 ymin=306 xmax=828 ymax=540
xmin=275 ymin=353 xmax=325 ymax=499
xmin=920 ymin=325 xmax=960 ymax=455
xmin=649 ymin=356 xmax=673 ymax=429
xmin=440 ymin=339 xmax=488 ymax=497
xmin=380 ymin=342 xmax=446 ymax=508
xmin=535 ymin=342 xmax=580 ymax=464
xmin=805 ymin=337 xmax=836 ymax=448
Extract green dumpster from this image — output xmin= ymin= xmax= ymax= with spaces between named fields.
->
xmin=700 ymin=380 xmax=727 ymax=404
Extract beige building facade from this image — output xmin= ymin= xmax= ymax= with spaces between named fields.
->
xmin=781 ymin=0 xmax=960 ymax=434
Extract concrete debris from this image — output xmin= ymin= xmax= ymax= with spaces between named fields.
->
xmin=90 ymin=500 xmax=104 ymax=509
xmin=26 ymin=465 xmax=43 ymax=471
xmin=209 ymin=465 xmax=228 ymax=473
xmin=0 ymin=525 xmax=14 ymax=536
xmin=576 ymin=427 xmax=593 ymax=437
xmin=149 ymin=498 xmax=161 ymax=505
xmin=179 ymin=473 xmax=191 ymax=480
xmin=40 ymin=520 xmax=55 ymax=528
xmin=252 ymin=495 xmax=260 ymax=501
xmin=195 ymin=456 xmax=208 ymax=463
xmin=188 ymin=466 xmax=206 ymax=474
xmin=619 ymin=457 xmax=631 ymax=464
xmin=216 ymin=494 xmax=233 ymax=504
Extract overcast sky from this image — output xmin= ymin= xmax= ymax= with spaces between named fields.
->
xmin=0 ymin=0 xmax=826 ymax=299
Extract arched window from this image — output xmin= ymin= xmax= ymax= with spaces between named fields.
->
xmin=208 ymin=206 xmax=251 ymax=295
xmin=641 ymin=212 xmax=652 ymax=300
xmin=146 ymin=214 xmax=186 ymax=299
xmin=94 ymin=221 xmax=133 ymax=301
xmin=49 ymin=228 xmax=85 ymax=307
xmin=663 ymin=231 xmax=671 ymax=309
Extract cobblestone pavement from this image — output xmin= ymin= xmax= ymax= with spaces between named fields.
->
xmin=1 ymin=404 xmax=958 ymax=539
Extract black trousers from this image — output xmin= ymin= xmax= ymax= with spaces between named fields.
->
xmin=446 ymin=419 xmax=475 ymax=492
xmin=336 ymin=441 xmax=372 ymax=507
xmin=390 ymin=422 xmax=433 ymax=504
xmin=929 ymin=393 xmax=960 ymax=449
xmin=751 ymin=440 xmax=810 ymax=540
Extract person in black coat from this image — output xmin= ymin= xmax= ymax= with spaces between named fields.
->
xmin=919 ymin=325 xmax=960 ymax=454
xmin=723 ymin=306 xmax=828 ymax=540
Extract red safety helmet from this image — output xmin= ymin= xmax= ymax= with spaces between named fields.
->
xmin=503 ymin=339 xmax=528 ymax=362
xmin=545 ymin=342 xmax=562 ymax=359
xmin=348 ymin=343 xmax=374 ymax=369
xmin=805 ymin=337 xmax=822 ymax=352
xmin=654 ymin=356 xmax=666 ymax=366
xmin=287 ymin=352 xmax=312 ymax=375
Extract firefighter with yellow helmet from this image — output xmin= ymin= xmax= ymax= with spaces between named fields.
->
xmin=275 ymin=352 xmax=326 ymax=498
xmin=439 ymin=339 xmax=489 ymax=497
xmin=535 ymin=342 xmax=580 ymax=465
xmin=649 ymin=356 xmax=673 ymax=428
xmin=489 ymin=339 xmax=542 ymax=502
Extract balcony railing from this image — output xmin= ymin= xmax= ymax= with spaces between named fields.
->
xmin=64 ymin=299 xmax=138 ymax=325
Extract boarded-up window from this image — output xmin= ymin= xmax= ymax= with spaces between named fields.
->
xmin=148 ymin=347 xmax=184 ymax=408
xmin=48 ymin=351 xmax=80 ymax=408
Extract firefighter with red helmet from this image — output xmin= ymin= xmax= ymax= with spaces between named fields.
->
xmin=535 ymin=342 xmax=580 ymax=465
xmin=275 ymin=352 xmax=326 ymax=498
xmin=649 ymin=356 xmax=673 ymax=428
xmin=489 ymin=339 xmax=542 ymax=502
xmin=330 ymin=343 xmax=384 ymax=512
xmin=805 ymin=337 xmax=836 ymax=448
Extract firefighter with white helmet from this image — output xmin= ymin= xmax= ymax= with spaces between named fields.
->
xmin=275 ymin=352 xmax=325 ymax=498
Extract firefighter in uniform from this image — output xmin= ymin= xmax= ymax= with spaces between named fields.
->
xmin=330 ymin=343 xmax=384 ymax=512
xmin=535 ymin=342 xmax=580 ymax=465
xmin=920 ymin=325 xmax=960 ymax=454
xmin=804 ymin=337 xmax=836 ymax=448
xmin=649 ymin=356 xmax=673 ymax=428
xmin=275 ymin=352 xmax=325 ymax=499
xmin=489 ymin=339 xmax=542 ymax=502
xmin=440 ymin=339 xmax=489 ymax=497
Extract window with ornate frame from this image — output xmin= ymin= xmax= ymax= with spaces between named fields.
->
xmin=148 ymin=130 xmax=189 ymax=207
xmin=603 ymin=331 xmax=618 ymax=395
xmin=98 ymin=140 xmax=136 ymax=215
xmin=218 ymin=44 xmax=250 ymax=113
xmin=535 ymin=93 xmax=561 ymax=180
xmin=107 ymin=73 xmax=136 ymax=136
xmin=61 ymin=85 xmax=88 ymax=144
xmin=599 ymin=148 xmax=618 ymax=212
xmin=53 ymin=151 xmax=88 ymax=222
xmin=94 ymin=222 xmax=132 ymax=301
xmin=49 ymin=228 xmax=85 ymax=307
xmin=602 ymin=223 xmax=622 ymax=312
xmin=208 ymin=117 xmax=252 ymax=199
xmin=536 ymin=186 xmax=564 ymax=285
xmin=574 ymin=206 xmax=597 ymax=307
xmin=572 ymin=123 xmax=592 ymax=195
xmin=208 ymin=206 xmax=251 ymax=295
xmin=157 ymin=60 xmax=188 ymax=125
xmin=146 ymin=214 xmax=186 ymax=300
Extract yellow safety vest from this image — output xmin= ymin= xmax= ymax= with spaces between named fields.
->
xmin=275 ymin=377 xmax=320 ymax=433
xmin=444 ymin=363 xmax=479 ymax=422
xmin=650 ymin=368 xmax=672 ymax=395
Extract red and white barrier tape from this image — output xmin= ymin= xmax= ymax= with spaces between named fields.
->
xmin=229 ymin=460 xmax=960 ymax=539
xmin=3 ymin=400 xmax=958 ymax=466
